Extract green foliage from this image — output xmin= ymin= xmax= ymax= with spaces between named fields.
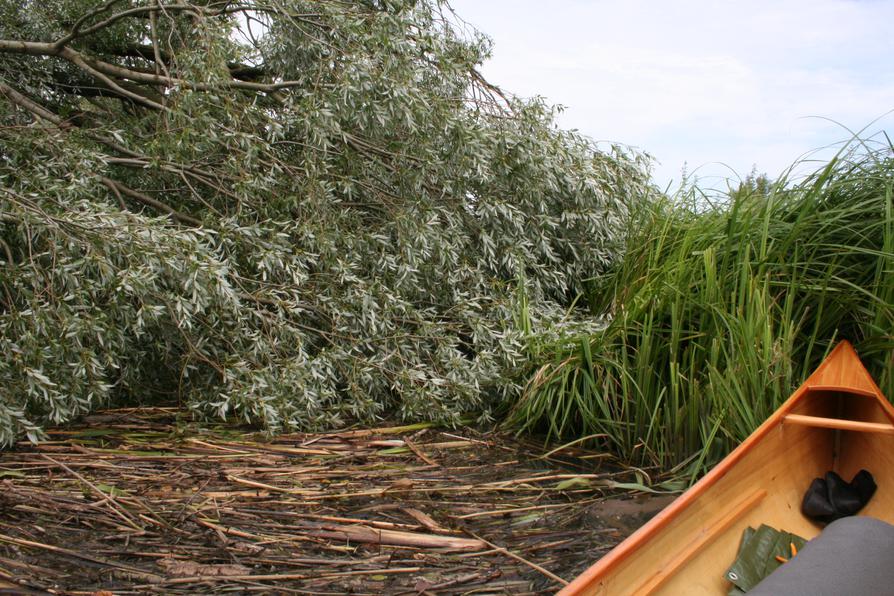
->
xmin=511 ymin=145 xmax=894 ymax=475
xmin=0 ymin=1 xmax=653 ymax=445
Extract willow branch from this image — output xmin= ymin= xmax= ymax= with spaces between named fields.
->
xmin=0 ymin=81 xmax=227 ymax=193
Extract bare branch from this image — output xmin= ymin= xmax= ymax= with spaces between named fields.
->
xmin=83 ymin=54 xmax=302 ymax=94
xmin=0 ymin=39 xmax=299 ymax=96
xmin=100 ymin=177 xmax=202 ymax=226
xmin=58 ymin=0 xmax=126 ymax=49
xmin=0 ymin=39 xmax=58 ymax=56
xmin=0 ymin=40 xmax=164 ymax=110
xmin=0 ymin=81 xmax=70 ymax=128
xmin=99 ymin=43 xmax=267 ymax=81
xmin=0 ymin=237 xmax=13 ymax=267
xmin=51 ymin=2 xmax=321 ymax=50
xmin=104 ymin=173 xmax=128 ymax=210
xmin=66 ymin=50 xmax=168 ymax=111
xmin=54 ymin=3 xmax=201 ymax=50
xmin=148 ymin=0 xmax=168 ymax=93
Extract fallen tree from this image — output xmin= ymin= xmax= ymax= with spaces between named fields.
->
xmin=0 ymin=0 xmax=653 ymax=444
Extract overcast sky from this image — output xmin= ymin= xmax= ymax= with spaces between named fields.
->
xmin=449 ymin=0 xmax=894 ymax=190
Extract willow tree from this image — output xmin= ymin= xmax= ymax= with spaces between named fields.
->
xmin=0 ymin=0 xmax=653 ymax=444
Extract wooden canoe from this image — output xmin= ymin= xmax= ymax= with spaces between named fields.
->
xmin=560 ymin=340 xmax=894 ymax=595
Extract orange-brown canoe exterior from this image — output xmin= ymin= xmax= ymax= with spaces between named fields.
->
xmin=560 ymin=341 xmax=894 ymax=596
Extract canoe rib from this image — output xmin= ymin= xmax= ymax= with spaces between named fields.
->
xmin=782 ymin=414 xmax=894 ymax=434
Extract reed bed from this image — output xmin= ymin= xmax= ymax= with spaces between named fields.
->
xmin=511 ymin=145 xmax=894 ymax=476
xmin=0 ymin=407 xmax=669 ymax=594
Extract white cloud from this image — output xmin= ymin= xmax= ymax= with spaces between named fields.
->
xmin=450 ymin=0 xmax=894 ymax=187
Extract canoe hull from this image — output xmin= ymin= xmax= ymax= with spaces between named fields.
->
xmin=561 ymin=341 xmax=894 ymax=595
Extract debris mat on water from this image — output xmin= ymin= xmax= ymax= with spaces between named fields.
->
xmin=0 ymin=408 xmax=674 ymax=594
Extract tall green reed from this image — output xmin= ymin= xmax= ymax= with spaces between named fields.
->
xmin=510 ymin=146 xmax=894 ymax=477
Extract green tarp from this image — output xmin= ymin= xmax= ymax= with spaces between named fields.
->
xmin=725 ymin=525 xmax=807 ymax=595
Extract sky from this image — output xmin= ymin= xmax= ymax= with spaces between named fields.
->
xmin=448 ymin=0 xmax=894 ymax=190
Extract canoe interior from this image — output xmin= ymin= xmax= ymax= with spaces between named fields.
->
xmin=564 ymin=342 xmax=894 ymax=595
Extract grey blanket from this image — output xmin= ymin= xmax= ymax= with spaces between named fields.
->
xmin=748 ymin=516 xmax=894 ymax=595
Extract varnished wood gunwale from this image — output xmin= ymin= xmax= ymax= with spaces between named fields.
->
xmin=560 ymin=341 xmax=894 ymax=596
